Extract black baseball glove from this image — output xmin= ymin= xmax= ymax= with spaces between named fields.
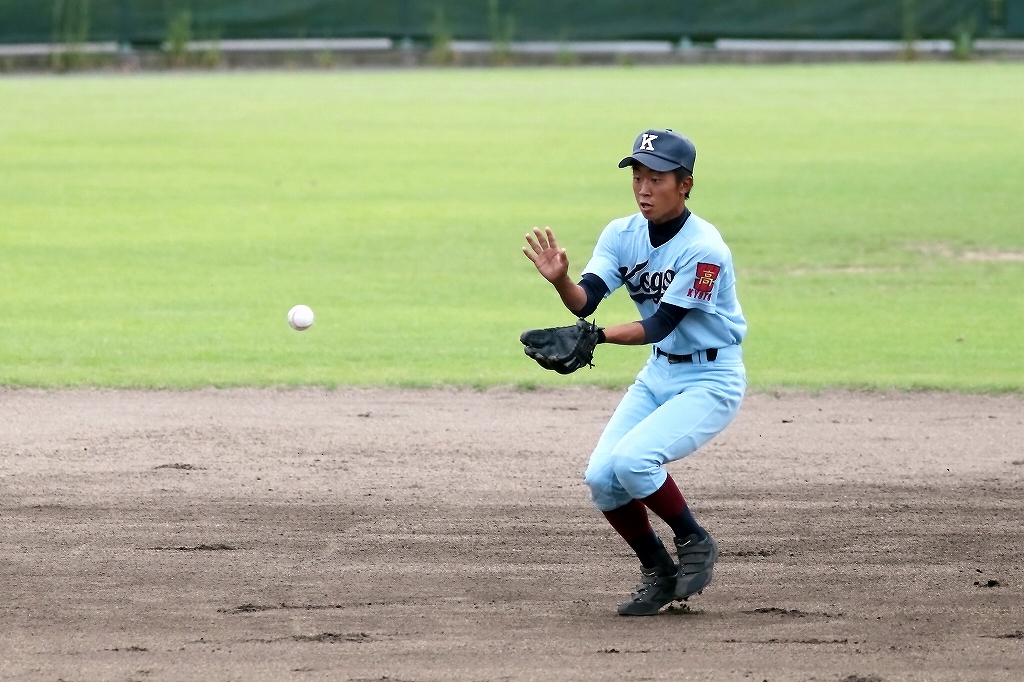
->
xmin=520 ymin=319 xmax=603 ymax=375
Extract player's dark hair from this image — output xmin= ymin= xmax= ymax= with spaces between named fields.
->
xmin=672 ymin=167 xmax=693 ymax=199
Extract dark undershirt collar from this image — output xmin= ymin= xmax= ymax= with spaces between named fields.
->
xmin=648 ymin=208 xmax=690 ymax=248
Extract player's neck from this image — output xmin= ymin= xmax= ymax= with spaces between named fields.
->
xmin=647 ymin=207 xmax=690 ymax=249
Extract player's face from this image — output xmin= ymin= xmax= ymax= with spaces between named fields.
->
xmin=632 ymin=165 xmax=690 ymax=224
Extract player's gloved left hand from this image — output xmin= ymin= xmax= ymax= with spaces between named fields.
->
xmin=520 ymin=319 xmax=603 ymax=375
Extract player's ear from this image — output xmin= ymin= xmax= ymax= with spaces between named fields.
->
xmin=679 ymin=174 xmax=693 ymax=197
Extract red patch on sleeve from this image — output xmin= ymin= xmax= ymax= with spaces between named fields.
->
xmin=692 ymin=263 xmax=721 ymax=294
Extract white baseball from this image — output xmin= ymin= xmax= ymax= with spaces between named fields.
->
xmin=287 ymin=304 xmax=314 ymax=331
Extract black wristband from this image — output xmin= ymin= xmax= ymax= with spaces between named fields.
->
xmin=596 ymin=328 xmax=606 ymax=344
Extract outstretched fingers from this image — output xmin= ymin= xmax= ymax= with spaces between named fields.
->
xmin=544 ymin=227 xmax=559 ymax=251
xmin=524 ymin=230 xmax=542 ymax=254
xmin=533 ymin=226 xmax=550 ymax=250
xmin=524 ymin=226 xmax=568 ymax=276
xmin=525 ymin=226 xmax=558 ymax=253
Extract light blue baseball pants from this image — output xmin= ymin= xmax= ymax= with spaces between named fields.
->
xmin=584 ymin=345 xmax=746 ymax=512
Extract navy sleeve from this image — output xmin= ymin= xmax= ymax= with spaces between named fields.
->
xmin=575 ymin=273 xmax=609 ymax=318
xmin=640 ymin=302 xmax=691 ymax=343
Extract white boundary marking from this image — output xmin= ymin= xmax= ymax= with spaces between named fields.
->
xmin=0 ymin=42 xmax=119 ymax=56
xmin=449 ymin=40 xmax=675 ymax=54
xmin=714 ymin=39 xmax=955 ymax=53
xmin=1 ymin=38 xmax=1022 ymax=58
xmin=184 ymin=38 xmax=394 ymax=52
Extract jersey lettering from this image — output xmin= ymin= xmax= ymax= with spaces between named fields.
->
xmin=620 ymin=263 xmax=675 ymax=305
xmin=620 ymin=260 xmax=649 ymax=281
xmin=686 ymin=263 xmax=721 ymax=302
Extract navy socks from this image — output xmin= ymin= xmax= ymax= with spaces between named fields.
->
xmin=626 ymin=531 xmax=676 ymax=572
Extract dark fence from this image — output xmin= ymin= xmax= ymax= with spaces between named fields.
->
xmin=1 ymin=0 xmax=1019 ymax=45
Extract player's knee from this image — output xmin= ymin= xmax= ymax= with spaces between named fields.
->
xmin=609 ymin=449 xmax=662 ymax=495
xmin=610 ymin=452 xmax=644 ymax=482
xmin=583 ymin=459 xmax=611 ymax=493
xmin=584 ymin=459 xmax=628 ymax=511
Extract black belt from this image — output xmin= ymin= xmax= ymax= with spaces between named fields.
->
xmin=655 ymin=347 xmax=718 ymax=364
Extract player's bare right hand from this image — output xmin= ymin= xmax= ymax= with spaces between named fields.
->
xmin=523 ymin=227 xmax=570 ymax=284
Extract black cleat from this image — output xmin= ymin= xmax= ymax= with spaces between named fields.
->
xmin=617 ymin=565 xmax=678 ymax=616
xmin=674 ymin=533 xmax=719 ymax=600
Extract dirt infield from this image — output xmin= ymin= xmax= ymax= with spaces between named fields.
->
xmin=2 ymin=387 xmax=1023 ymax=682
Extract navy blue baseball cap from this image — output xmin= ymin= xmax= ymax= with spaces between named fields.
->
xmin=618 ymin=129 xmax=696 ymax=173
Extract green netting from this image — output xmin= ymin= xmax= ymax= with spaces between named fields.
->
xmin=0 ymin=0 xmax=1016 ymax=46
xmin=1009 ymin=0 xmax=1024 ymax=33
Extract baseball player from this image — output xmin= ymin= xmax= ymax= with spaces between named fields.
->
xmin=522 ymin=129 xmax=747 ymax=616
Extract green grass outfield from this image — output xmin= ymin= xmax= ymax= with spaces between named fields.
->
xmin=1 ymin=64 xmax=1022 ymax=390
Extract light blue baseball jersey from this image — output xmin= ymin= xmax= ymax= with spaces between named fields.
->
xmin=582 ymin=211 xmax=746 ymax=355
